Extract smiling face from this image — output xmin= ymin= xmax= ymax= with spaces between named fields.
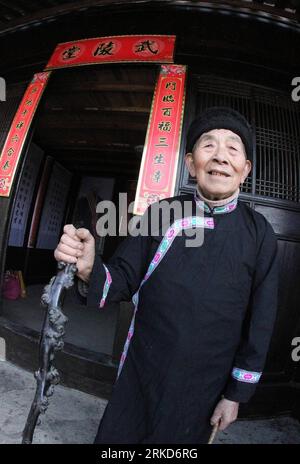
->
xmin=185 ymin=128 xmax=252 ymax=201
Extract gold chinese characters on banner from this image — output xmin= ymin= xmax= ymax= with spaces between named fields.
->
xmin=134 ymin=64 xmax=187 ymax=215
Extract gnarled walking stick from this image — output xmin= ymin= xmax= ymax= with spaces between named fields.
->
xmin=22 ymin=261 xmax=77 ymax=444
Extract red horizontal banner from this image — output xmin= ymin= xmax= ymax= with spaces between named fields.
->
xmin=134 ymin=64 xmax=187 ymax=216
xmin=0 ymin=72 xmax=51 ymax=197
xmin=46 ymin=35 xmax=176 ymax=70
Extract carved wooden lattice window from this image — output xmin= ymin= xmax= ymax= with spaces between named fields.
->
xmin=254 ymin=90 xmax=300 ymax=201
xmin=191 ymin=76 xmax=300 ymax=202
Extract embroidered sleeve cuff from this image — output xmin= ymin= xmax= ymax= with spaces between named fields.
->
xmin=86 ymin=254 xmax=107 ymax=308
xmin=223 ymin=367 xmax=262 ymax=403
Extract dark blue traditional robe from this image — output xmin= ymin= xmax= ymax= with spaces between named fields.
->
xmin=84 ymin=192 xmax=279 ymax=444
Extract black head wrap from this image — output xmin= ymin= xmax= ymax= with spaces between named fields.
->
xmin=186 ymin=107 xmax=253 ymax=160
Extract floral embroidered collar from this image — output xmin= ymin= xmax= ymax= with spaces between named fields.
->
xmin=194 ymin=186 xmax=240 ymax=215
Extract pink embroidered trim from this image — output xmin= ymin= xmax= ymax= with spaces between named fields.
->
xmin=99 ymin=264 xmax=112 ymax=308
xmin=232 ymin=367 xmax=262 ymax=384
xmin=117 ymin=216 xmax=214 ymax=378
xmin=194 ymin=190 xmax=238 ymax=214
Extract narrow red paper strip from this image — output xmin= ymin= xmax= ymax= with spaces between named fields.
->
xmin=0 ymin=72 xmax=51 ymax=197
xmin=134 ymin=64 xmax=187 ymax=215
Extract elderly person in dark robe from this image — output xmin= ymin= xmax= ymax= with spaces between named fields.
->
xmin=54 ymin=107 xmax=279 ymax=444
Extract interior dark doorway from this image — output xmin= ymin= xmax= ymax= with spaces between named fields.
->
xmin=2 ymin=63 xmax=157 ymax=374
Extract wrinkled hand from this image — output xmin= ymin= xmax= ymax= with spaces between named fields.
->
xmin=210 ymin=398 xmax=239 ymax=431
xmin=54 ymin=224 xmax=95 ymax=283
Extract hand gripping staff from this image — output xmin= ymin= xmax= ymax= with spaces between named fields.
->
xmin=22 ymin=261 xmax=77 ymax=444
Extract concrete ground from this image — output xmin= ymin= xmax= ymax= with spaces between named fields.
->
xmin=1 ymin=284 xmax=120 ymax=355
xmin=1 ymin=360 xmax=300 ymax=445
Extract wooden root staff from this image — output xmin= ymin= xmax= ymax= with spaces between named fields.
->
xmin=22 ymin=261 xmax=77 ymax=444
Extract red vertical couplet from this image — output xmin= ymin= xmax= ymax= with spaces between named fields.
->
xmin=134 ymin=64 xmax=187 ymax=215
xmin=0 ymin=72 xmax=51 ymax=197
